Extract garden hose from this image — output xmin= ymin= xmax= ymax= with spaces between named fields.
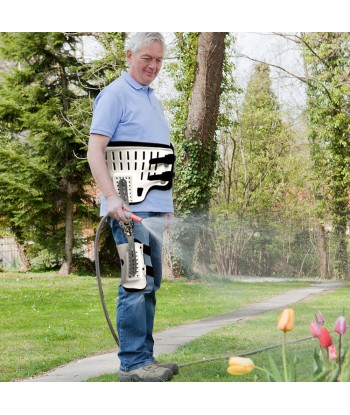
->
xmin=177 ymin=336 xmax=313 ymax=368
xmin=94 ymin=211 xmax=144 ymax=345
xmin=94 ymin=214 xmax=119 ymax=346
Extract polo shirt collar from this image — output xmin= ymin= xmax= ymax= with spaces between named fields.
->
xmin=121 ymin=71 xmax=154 ymax=91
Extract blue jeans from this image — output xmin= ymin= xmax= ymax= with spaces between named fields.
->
xmin=109 ymin=212 xmax=165 ymax=372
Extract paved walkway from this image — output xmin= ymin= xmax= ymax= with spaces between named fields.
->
xmin=23 ymin=280 xmax=344 ymax=382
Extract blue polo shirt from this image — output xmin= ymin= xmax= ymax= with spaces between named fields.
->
xmin=90 ymin=71 xmax=174 ymax=214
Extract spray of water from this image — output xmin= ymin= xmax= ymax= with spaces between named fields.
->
xmin=141 ymin=216 xmax=168 ymax=242
xmin=133 ymin=212 xmax=321 ymax=282
xmin=139 ymin=214 xmax=216 ymax=281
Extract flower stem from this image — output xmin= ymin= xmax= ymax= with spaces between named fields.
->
xmin=282 ymin=331 xmax=288 ymax=382
xmin=339 ymin=334 xmax=342 ymax=373
xmin=321 ymin=347 xmax=329 ymax=370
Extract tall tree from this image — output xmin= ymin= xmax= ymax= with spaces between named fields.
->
xmin=171 ymin=32 xmax=227 ymax=214
xmin=0 ymin=138 xmax=53 ymax=270
xmin=211 ymin=62 xmax=296 ymax=275
xmin=166 ymin=32 xmax=227 ymax=276
xmin=220 ymin=62 xmax=293 ymax=216
xmin=302 ymin=32 xmax=350 ymax=278
xmin=0 ymin=32 xmax=126 ymax=274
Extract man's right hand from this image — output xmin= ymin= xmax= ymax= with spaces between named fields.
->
xmin=106 ymin=194 xmax=131 ymax=223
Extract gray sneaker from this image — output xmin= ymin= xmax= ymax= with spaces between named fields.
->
xmin=118 ymin=363 xmax=173 ymax=382
xmin=154 ymin=360 xmax=179 ymax=375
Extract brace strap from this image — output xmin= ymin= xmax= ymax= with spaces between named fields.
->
xmin=148 ymin=171 xmax=174 ymax=181
xmin=149 ymin=153 xmax=176 ymax=165
xmin=134 ymin=238 xmax=153 ymax=276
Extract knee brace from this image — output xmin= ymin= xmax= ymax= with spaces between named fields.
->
xmin=117 ymin=241 xmax=147 ymax=291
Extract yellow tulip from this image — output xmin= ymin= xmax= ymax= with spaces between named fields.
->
xmin=227 ymin=356 xmax=254 ymax=375
xmin=277 ymin=308 xmax=295 ymax=332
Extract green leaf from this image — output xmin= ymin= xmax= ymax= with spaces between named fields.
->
xmin=266 ymin=353 xmax=284 ymax=382
xmin=288 ymin=352 xmax=298 ymax=382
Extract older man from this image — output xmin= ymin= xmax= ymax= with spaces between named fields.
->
xmin=87 ymin=33 xmax=177 ymax=382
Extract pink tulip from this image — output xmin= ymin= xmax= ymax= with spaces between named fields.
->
xmin=328 ymin=345 xmax=337 ymax=360
xmin=334 ymin=316 xmax=347 ymax=335
xmin=316 ymin=311 xmax=324 ymax=325
xmin=309 ymin=321 xmax=321 ymax=338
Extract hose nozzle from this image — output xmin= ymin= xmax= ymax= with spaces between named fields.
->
xmin=124 ymin=211 xmax=143 ymax=223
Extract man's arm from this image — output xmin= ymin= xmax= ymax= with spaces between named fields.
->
xmin=87 ymin=133 xmax=130 ymax=222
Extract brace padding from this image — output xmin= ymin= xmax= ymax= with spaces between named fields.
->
xmin=117 ymin=242 xmax=146 ymax=290
xmin=105 ymin=141 xmax=175 ymax=204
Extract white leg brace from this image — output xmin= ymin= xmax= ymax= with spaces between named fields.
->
xmin=117 ymin=242 xmax=147 ymax=291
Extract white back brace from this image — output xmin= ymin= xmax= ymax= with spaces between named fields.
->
xmin=105 ymin=141 xmax=175 ymax=204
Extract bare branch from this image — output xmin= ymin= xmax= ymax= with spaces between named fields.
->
xmin=236 ymin=53 xmax=308 ymax=85
xmin=236 ymin=53 xmax=336 ymax=105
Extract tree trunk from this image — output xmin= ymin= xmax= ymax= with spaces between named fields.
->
xmin=59 ymin=182 xmax=74 ymax=275
xmin=333 ymin=221 xmax=348 ymax=279
xmin=174 ymin=32 xmax=226 ymax=277
xmin=185 ymin=32 xmax=226 ymax=156
xmin=16 ymin=241 xmax=31 ymax=272
xmin=317 ymin=224 xmax=329 ymax=279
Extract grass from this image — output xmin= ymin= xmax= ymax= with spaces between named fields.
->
xmin=88 ymin=284 xmax=350 ymax=382
xmin=0 ymin=271 xmax=308 ymax=381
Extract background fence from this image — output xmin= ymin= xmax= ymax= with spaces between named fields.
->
xmin=170 ymin=214 xmax=349 ymax=280
xmin=0 ymin=237 xmax=21 ymax=269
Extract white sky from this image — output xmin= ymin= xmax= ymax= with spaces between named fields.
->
xmin=234 ymin=32 xmax=307 ymax=110
xmin=2 ymin=0 xmax=348 ymax=31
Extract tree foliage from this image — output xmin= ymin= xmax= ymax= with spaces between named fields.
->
xmin=216 ymin=62 xmax=295 ymax=218
xmin=167 ymin=32 xmax=232 ymax=215
xmin=165 ymin=33 xmax=229 ymax=277
xmin=0 ymin=32 xmax=126 ymax=273
xmin=302 ymin=32 xmax=350 ymax=278
xmin=209 ymin=61 xmax=305 ymax=276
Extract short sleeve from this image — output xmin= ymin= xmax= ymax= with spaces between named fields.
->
xmin=90 ymin=90 xmax=122 ymax=139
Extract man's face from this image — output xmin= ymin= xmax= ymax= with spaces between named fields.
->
xmin=127 ymin=41 xmax=164 ymax=86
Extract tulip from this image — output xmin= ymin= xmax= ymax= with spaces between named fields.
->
xmin=276 ymin=309 xmax=295 ymax=381
xmin=334 ymin=316 xmax=347 ymax=335
xmin=316 ymin=311 xmax=324 ymax=325
xmin=328 ymin=345 xmax=337 ymax=361
xmin=334 ymin=315 xmax=347 ymax=371
xmin=277 ymin=308 xmax=295 ymax=332
xmin=319 ymin=327 xmax=333 ymax=348
xmin=227 ymin=357 xmax=254 ymax=375
xmin=309 ymin=321 xmax=321 ymax=338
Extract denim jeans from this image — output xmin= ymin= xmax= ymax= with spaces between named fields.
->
xmin=109 ymin=212 xmax=165 ymax=372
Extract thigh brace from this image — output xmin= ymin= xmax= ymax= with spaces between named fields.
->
xmin=105 ymin=141 xmax=175 ymax=204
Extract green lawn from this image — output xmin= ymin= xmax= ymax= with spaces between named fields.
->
xmin=0 ymin=271 xmax=308 ymax=381
xmin=88 ymin=284 xmax=350 ymax=382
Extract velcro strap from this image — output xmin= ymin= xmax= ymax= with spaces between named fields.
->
xmin=134 ymin=239 xmax=151 ymax=257
xmin=146 ymin=265 xmax=154 ymax=277
xmin=149 ymin=154 xmax=176 ymax=165
xmin=148 ymin=171 xmax=174 ymax=182
xmin=143 ymin=244 xmax=151 ymax=256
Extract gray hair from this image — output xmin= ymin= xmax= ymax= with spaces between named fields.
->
xmin=125 ymin=32 xmax=166 ymax=54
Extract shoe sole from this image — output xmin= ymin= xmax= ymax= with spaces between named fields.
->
xmin=156 ymin=365 xmax=179 ymax=375
xmin=119 ymin=373 xmax=173 ymax=382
